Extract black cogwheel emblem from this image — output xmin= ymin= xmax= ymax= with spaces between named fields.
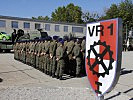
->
xmin=87 ymin=40 xmax=114 ymax=78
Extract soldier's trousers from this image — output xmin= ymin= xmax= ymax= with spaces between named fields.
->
xmin=76 ymin=57 xmax=82 ymax=75
xmin=43 ymin=55 xmax=47 ymax=73
xmin=31 ymin=53 xmax=35 ymax=67
xmin=22 ymin=51 xmax=26 ymax=63
xmin=56 ymin=59 xmax=65 ymax=77
xmin=46 ymin=54 xmax=50 ymax=74
xmin=36 ymin=56 xmax=39 ymax=69
xmin=49 ymin=58 xmax=53 ymax=75
xmin=39 ymin=55 xmax=43 ymax=70
xmin=52 ymin=56 xmax=56 ymax=76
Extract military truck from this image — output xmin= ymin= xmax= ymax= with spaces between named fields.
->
xmin=0 ymin=29 xmax=48 ymax=52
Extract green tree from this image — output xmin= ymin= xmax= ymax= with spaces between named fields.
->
xmin=51 ymin=3 xmax=83 ymax=23
xmin=82 ymin=12 xmax=99 ymax=23
xmin=100 ymin=0 xmax=133 ymax=31
xmin=32 ymin=16 xmax=50 ymax=21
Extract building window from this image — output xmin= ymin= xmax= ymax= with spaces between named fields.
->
xmin=35 ymin=23 xmax=41 ymax=29
xmin=55 ymin=25 xmax=60 ymax=32
xmin=72 ymin=27 xmax=83 ymax=33
xmin=11 ymin=21 xmax=18 ymax=28
xmin=24 ymin=22 xmax=30 ymax=29
xmin=64 ymin=26 xmax=68 ymax=32
xmin=0 ymin=20 xmax=6 ymax=27
xmin=45 ymin=24 xmax=50 ymax=31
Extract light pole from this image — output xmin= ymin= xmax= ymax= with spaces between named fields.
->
xmin=126 ymin=21 xmax=129 ymax=41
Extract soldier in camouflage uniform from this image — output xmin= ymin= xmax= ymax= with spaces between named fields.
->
xmin=13 ymin=42 xmax=17 ymax=60
xmin=49 ymin=36 xmax=58 ymax=77
xmin=45 ymin=37 xmax=51 ymax=75
xmin=25 ymin=40 xmax=29 ymax=65
xmin=81 ymin=37 xmax=86 ymax=75
xmin=55 ymin=40 xmax=65 ymax=80
xmin=30 ymin=40 xmax=35 ymax=67
xmin=22 ymin=41 xmax=26 ymax=63
xmin=36 ymin=40 xmax=41 ymax=69
xmin=73 ymin=39 xmax=82 ymax=77
xmin=34 ymin=40 xmax=39 ymax=68
xmin=39 ymin=39 xmax=45 ymax=71
xmin=66 ymin=39 xmax=75 ymax=75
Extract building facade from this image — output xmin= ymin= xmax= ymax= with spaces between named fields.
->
xmin=0 ymin=15 xmax=86 ymax=38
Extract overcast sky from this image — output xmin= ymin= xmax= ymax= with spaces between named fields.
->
xmin=0 ymin=0 xmax=130 ymax=18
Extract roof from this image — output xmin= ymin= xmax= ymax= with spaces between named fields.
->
xmin=0 ymin=15 xmax=86 ymax=27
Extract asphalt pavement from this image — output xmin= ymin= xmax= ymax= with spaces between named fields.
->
xmin=0 ymin=52 xmax=132 ymax=100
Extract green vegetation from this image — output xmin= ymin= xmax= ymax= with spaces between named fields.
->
xmin=32 ymin=0 xmax=133 ymax=31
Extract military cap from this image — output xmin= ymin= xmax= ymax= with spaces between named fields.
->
xmin=58 ymin=38 xmax=63 ymax=42
xmin=53 ymin=36 xmax=59 ymax=40
xmin=59 ymin=40 xmax=64 ymax=44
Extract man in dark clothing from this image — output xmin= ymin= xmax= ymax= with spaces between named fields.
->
xmin=12 ymin=29 xmax=17 ymax=43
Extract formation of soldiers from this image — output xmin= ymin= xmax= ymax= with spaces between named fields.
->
xmin=14 ymin=36 xmax=86 ymax=80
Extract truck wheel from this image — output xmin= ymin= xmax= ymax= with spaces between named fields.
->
xmin=2 ymin=37 xmax=6 ymax=41
xmin=0 ymin=49 xmax=3 ymax=53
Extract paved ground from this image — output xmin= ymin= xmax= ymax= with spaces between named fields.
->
xmin=0 ymin=52 xmax=132 ymax=100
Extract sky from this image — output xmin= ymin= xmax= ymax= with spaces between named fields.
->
xmin=0 ymin=0 xmax=131 ymax=18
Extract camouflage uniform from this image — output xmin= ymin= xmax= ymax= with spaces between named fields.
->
xmin=49 ymin=40 xmax=57 ymax=77
xmin=26 ymin=41 xmax=30 ymax=64
xmin=81 ymin=39 xmax=85 ymax=74
xmin=34 ymin=41 xmax=40 ymax=68
xmin=73 ymin=42 xmax=82 ymax=77
xmin=44 ymin=40 xmax=50 ymax=74
xmin=56 ymin=43 xmax=65 ymax=79
xmin=22 ymin=42 xmax=26 ymax=63
xmin=66 ymin=40 xmax=75 ymax=75
xmin=13 ymin=43 xmax=17 ymax=60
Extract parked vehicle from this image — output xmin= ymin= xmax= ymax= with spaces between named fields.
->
xmin=0 ymin=32 xmax=11 ymax=41
xmin=0 ymin=29 xmax=48 ymax=52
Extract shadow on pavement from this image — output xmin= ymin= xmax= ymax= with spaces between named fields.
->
xmin=105 ymin=88 xmax=133 ymax=100
xmin=61 ymin=74 xmax=87 ymax=80
xmin=0 ymin=78 xmax=3 ymax=82
xmin=120 ymin=68 xmax=133 ymax=76
xmin=105 ymin=92 xmax=121 ymax=100
xmin=123 ymin=88 xmax=133 ymax=94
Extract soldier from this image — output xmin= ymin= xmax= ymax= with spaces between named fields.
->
xmin=34 ymin=40 xmax=40 ymax=68
xmin=40 ymin=39 xmax=45 ymax=72
xmin=18 ymin=41 xmax=22 ymax=61
xmin=55 ymin=40 xmax=65 ymax=80
xmin=33 ymin=40 xmax=38 ymax=68
xmin=25 ymin=40 xmax=30 ymax=65
xmin=66 ymin=38 xmax=75 ymax=76
xmin=45 ymin=37 xmax=51 ymax=75
xmin=43 ymin=38 xmax=48 ymax=73
xmin=50 ymin=36 xmax=58 ymax=77
xmin=22 ymin=41 xmax=26 ymax=63
xmin=81 ymin=36 xmax=86 ymax=75
xmin=13 ymin=42 xmax=17 ymax=60
xmin=36 ymin=40 xmax=41 ymax=69
xmin=73 ymin=39 xmax=82 ymax=77
xmin=28 ymin=40 xmax=32 ymax=65
xmin=30 ymin=40 xmax=35 ymax=67
xmin=39 ymin=39 xmax=45 ymax=71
